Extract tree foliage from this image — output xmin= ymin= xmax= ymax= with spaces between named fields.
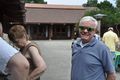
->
xmin=97 ymin=1 xmax=114 ymax=11
xmin=84 ymin=0 xmax=98 ymax=7
xmin=84 ymin=0 xmax=120 ymax=27
xmin=116 ymin=0 xmax=120 ymax=8
xmin=25 ymin=0 xmax=46 ymax=3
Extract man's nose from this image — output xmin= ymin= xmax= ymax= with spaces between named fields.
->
xmin=83 ymin=29 xmax=88 ymax=32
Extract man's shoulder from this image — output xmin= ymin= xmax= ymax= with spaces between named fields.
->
xmin=104 ymin=31 xmax=110 ymax=34
xmin=72 ymin=38 xmax=80 ymax=44
xmin=103 ymin=31 xmax=113 ymax=36
xmin=71 ymin=38 xmax=81 ymax=48
xmin=96 ymin=40 xmax=109 ymax=49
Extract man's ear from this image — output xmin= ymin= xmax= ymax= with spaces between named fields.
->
xmin=94 ymin=29 xmax=97 ymax=32
xmin=95 ymin=29 xmax=99 ymax=34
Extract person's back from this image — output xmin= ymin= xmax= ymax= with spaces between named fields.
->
xmin=102 ymin=27 xmax=119 ymax=51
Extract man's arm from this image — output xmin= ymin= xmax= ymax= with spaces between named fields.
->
xmin=7 ymin=53 xmax=29 ymax=80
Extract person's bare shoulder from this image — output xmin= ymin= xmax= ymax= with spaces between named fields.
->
xmin=7 ymin=52 xmax=29 ymax=69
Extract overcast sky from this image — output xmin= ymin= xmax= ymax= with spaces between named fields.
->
xmin=44 ymin=0 xmax=115 ymax=6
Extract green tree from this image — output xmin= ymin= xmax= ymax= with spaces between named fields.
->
xmin=84 ymin=0 xmax=119 ymax=27
xmin=116 ymin=0 xmax=120 ymax=8
xmin=97 ymin=1 xmax=114 ymax=11
xmin=25 ymin=0 xmax=46 ymax=3
xmin=87 ymin=0 xmax=98 ymax=7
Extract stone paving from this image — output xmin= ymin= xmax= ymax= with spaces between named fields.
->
xmin=34 ymin=40 xmax=120 ymax=80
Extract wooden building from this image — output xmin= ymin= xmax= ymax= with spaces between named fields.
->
xmin=0 ymin=0 xmax=25 ymax=32
xmin=25 ymin=3 xmax=85 ymax=40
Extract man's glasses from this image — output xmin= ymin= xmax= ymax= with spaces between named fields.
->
xmin=79 ymin=26 xmax=94 ymax=32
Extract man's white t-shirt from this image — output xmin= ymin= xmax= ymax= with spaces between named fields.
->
xmin=0 ymin=37 xmax=18 ymax=74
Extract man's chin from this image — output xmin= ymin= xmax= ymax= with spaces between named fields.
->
xmin=81 ymin=36 xmax=89 ymax=40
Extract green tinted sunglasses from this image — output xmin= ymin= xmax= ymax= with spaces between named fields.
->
xmin=79 ymin=26 xmax=94 ymax=32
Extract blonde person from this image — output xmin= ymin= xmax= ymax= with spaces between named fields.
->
xmin=102 ymin=27 xmax=119 ymax=56
xmin=102 ymin=27 xmax=119 ymax=52
xmin=8 ymin=25 xmax=47 ymax=80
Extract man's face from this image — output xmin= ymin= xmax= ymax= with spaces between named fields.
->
xmin=79 ymin=21 xmax=96 ymax=43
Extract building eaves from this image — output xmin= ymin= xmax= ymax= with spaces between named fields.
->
xmin=25 ymin=3 xmax=85 ymax=10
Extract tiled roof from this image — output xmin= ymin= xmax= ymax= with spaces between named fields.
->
xmin=25 ymin=3 xmax=85 ymax=10
xmin=25 ymin=3 xmax=85 ymax=24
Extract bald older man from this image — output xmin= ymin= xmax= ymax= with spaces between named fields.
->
xmin=71 ymin=16 xmax=116 ymax=80
xmin=0 ymin=23 xmax=29 ymax=80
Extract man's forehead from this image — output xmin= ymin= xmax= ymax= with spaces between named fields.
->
xmin=80 ymin=21 xmax=96 ymax=28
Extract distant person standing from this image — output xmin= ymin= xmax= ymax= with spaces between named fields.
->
xmin=0 ymin=23 xmax=18 ymax=49
xmin=94 ymin=30 xmax=101 ymax=40
xmin=102 ymin=27 xmax=119 ymax=52
xmin=0 ymin=23 xmax=10 ymax=43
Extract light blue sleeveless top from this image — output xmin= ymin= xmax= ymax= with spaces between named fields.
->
xmin=0 ymin=37 xmax=18 ymax=74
